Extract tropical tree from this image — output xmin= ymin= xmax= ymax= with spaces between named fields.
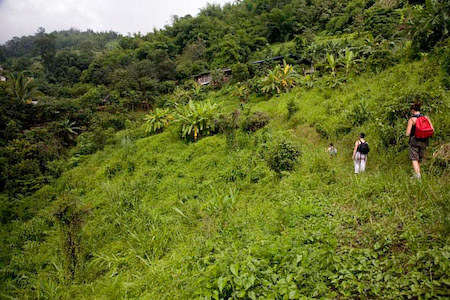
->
xmin=144 ymin=108 xmax=174 ymax=133
xmin=33 ymin=32 xmax=56 ymax=72
xmin=261 ymin=63 xmax=297 ymax=95
xmin=175 ymin=100 xmax=219 ymax=141
xmin=10 ymin=72 xmax=40 ymax=103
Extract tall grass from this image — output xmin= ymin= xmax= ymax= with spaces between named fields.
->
xmin=1 ymin=60 xmax=449 ymax=299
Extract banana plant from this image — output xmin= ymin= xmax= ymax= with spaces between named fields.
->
xmin=261 ymin=67 xmax=281 ymax=95
xmin=60 ymin=119 xmax=80 ymax=141
xmin=260 ymin=62 xmax=297 ymax=95
xmin=175 ymin=100 xmax=219 ymax=141
xmin=326 ymin=53 xmax=337 ymax=77
xmin=144 ymin=108 xmax=174 ymax=133
xmin=340 ymin=47 xmax=355 ymax=77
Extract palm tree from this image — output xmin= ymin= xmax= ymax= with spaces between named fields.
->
xmin=10 ymin=71 xmax=40 ymax=103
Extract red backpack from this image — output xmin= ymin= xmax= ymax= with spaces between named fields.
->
xmin=414 ymin=115 xmax=434 ymax=139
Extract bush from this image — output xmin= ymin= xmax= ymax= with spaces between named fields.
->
xmin=99 ymin=115 xmax=126 ymax=131
xmin=286 ymin=99 xmax=299 ymax=120
xmin=217 ymin=110 xmax=240 ymax=148
xmin=231 ymin=63 xmax=250 ymax=83
xmin=72 ymin=127 xmax=115 ymax=156
xmin=241 ymin=112 xmax=269 ymax=132
xmin=365 ymin=48 xmax=398 ymax=72
xmin=265 ymin=139 xmax=301 ymax=174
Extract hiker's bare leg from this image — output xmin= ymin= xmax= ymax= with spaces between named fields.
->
xmin=412 ymin=160 xmax=421 ymax=175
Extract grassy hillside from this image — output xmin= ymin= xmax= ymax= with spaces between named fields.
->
xmin=1 ymin=60 xmax=450 ymax=299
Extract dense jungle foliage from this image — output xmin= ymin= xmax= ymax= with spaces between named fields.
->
xmin=1 ymin=0 xmax=450 ymax=299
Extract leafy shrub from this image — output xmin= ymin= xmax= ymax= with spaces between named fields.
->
xmin=286 ymin=99 xmax=299 ymax=120
xmin=217 ymin=110 xmax=240 ymax=148
xmin=409 ymin=0 xmax=450 ymax=51
xmin=346 ymin=99 xmax=370 ymax=126
xmin=53 ymin=195 xmax=90 ymax=277
xmin=241 ymin=111 xmax=269 ymax=132
xmin=312 ymin=121 xmax=330 ymax=139
xmin=175 ymin=100 xmax=219 ymax=142
xmin=143 ymin=108 xmax=173 ymax=133
xmin=232 ymin=82 xmax=250 ymax=102
xmin=73 ymin=127 xmax=115 ymax=155
xmin=365 ymin=48 xmax=398 ymax=72
xmin=98 ymin=114 xmax=126 ymax=131
xmin=231 ymin=63 xmax=250 ymax=83
xmin=105 ymin=162 xmax=122 ymax=179
xmin=265 ymin=139 xmax=301 ymax=174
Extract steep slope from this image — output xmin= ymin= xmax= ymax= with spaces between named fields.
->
xmin=1 ymin=61 xmax=449 ymax=299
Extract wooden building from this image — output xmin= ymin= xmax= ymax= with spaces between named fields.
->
xmin=192 ymin=68 xmax=232 ymax=86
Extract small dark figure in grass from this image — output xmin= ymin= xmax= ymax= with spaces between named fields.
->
xmin=352 ymin=132 xmax=369 ymax=174
xmin=326 ymin=143 xmax=337 ymax=158
xmin=405 ymin=102 xmax=434 ymax=180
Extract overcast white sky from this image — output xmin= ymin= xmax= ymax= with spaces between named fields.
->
xmin=0 ymin=0 xmax=230 ymax=44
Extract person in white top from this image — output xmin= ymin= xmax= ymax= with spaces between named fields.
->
xmin=352 ymin=133 xmax=368 ymax=174
xmin=326 ymin=143 xmax=337 ymax=158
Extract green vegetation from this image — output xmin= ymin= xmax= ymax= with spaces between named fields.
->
xmin=261 ymin=63 xmax=298 ymax=95
xmin=144 ymin=108 xmax=173 ymax=134
xmin=176 ymin=100 xmax=220 ymax=142
xmin=1 ymin=0 xmax=450 ymax=298
xmin=1 ymin=56 xmax=449 ymax=299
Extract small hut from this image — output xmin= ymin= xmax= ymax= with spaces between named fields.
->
xmin=192 ymin=68 xmax=232 ymax=86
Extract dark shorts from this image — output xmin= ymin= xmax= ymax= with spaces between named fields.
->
xmin=409 ymin=136 xmax=427 ymax=161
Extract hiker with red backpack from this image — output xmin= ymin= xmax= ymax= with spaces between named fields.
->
xmin=352 ymin=132 xmax=369 ymax=174
xmin=406 ymin=102 xmax=434 ymax=180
